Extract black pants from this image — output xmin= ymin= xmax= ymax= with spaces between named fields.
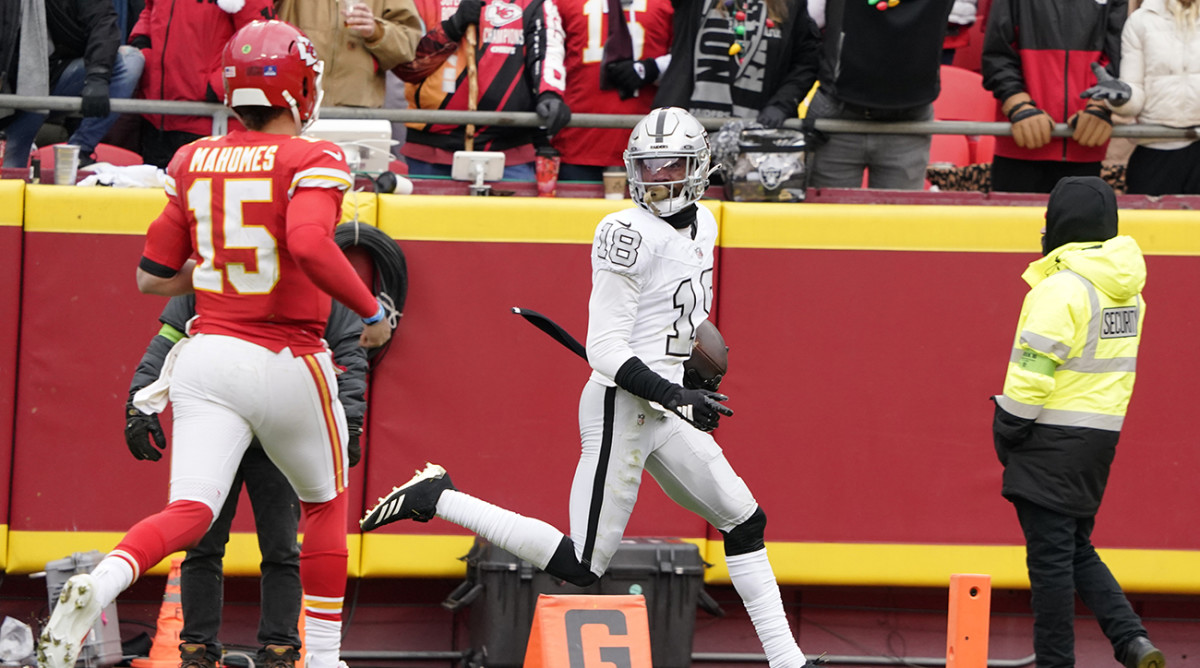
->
xmin=1012 ymin=498 xmax=1147 ymax=668
xmin=1126 ymin=142 xmax=1200 ymax=196
xmin=991 ymin=156 xmax=1101 ymax=194
xmin=180 ymin=445 xmax=302 ymax=658
xmin=140 ymin=119 xmax=203 ymax=169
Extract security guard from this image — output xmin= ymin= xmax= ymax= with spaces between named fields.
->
xmin=992 ymin=176 xmax=1163 ymax=668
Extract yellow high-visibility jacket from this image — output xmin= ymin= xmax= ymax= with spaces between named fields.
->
xmin=993 ymin=235 xmax=1146 ymax=516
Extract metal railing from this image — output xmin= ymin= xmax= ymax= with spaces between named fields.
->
xmin=2 ymin=93 xmax=1198 ymax=141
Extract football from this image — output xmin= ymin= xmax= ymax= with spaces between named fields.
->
xmin=684 ymin=320 xmax=729 ymax=390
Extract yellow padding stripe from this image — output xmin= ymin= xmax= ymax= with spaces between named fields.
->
xmin=24 ymin=185 xmax=167 ymax=234
xmin=0 ymin=181 xmax=24 ymax=227
xmin=340 ymin=191 xmax=378 ymax=226
xmin=376 ymin=195 xmax=724 ymax=244
xmin=0 ymin=524 xmax=7 ymax=570
xmin=719 ymin=202 xmax=1200 ymax=255
xmin=359 ymin=534 xmax=477 ymax=578
xmin=6 ymin=531 xmax=363 ymax=577
xmin=705 ymin=542 xmax=1200 ymax=594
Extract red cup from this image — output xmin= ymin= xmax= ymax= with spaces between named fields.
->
xmin=536 ymin=153 xmax=560 ymax=197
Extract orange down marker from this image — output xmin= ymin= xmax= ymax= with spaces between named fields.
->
xmin=946 ymin=573 xmax=992 ymax=668
xmin=524 ymin=594 xmax=652 ymax=668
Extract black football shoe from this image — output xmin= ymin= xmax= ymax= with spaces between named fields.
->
xmin=360 ymin=463 xmax=455 ymax=530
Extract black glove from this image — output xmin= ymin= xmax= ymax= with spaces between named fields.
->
xmin=662 ymin=386 xmax=733 ymax=432
xmin=130 ymin=34 xmax=151 ymax=50
xmin=1080 ymin=62 xmax=1131 ymax=106
xmin=442 ymin=0 xmax=482 ymax=42
xmin=125 ymin=401 xmax=167 ymax=461
xmin=80 ymin=78 xmax=111 ymax=118
xmin=683 ymin=367 xmax=723 ymax=393
xmin=605 ymin=58 xmax=659 ymax=99
xmin=347 ymin=417 xmax=363 ymax=467
xmin=535 ymin=91 xmax=572 ymax=136
xmin=756 ymin=104 xmax=791 ymax=128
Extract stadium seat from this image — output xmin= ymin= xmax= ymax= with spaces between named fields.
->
xmin=929 ymin=134 xmax=972 ymax=167
xmin=933 ymin=65 xmax=997 ymax=165
xmin=36 ymin=142 xmax=143 ymax=173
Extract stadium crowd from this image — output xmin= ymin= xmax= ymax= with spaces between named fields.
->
xmin=1 ymin=0 xmax=1197 ymax=194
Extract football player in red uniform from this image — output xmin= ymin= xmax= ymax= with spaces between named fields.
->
xmin=36 ymin=21 xmax=390 ymax=668
xmin=552 ymin=0 xmax=674 ymax=181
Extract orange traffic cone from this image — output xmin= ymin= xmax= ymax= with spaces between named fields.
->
xmin=131 ymin=558 xmax=185 ymax=668
xmin=523 ymin=594 xmax=652 ymax=668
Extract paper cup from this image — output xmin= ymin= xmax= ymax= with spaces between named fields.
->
xmin=54 ymin=145 xmax=80 ymax=186
xmin=603 ymin=169 xmax=627 ymax=200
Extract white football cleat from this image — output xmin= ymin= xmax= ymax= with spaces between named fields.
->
xmin=37 ymin=573 xmax=102 ymax=668
xmin=360 ymin=463 xmax=454 ymax=530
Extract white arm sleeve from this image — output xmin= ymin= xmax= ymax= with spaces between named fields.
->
xmin=586 ymin=268 xmax=642 ymax=380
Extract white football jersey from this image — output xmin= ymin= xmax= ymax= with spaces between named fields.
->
xmin=586 ymin=205 xmax=717 ymax=387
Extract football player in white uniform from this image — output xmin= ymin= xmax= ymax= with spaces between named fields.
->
xmin=362 ymin=108 xmax=814 ymax=667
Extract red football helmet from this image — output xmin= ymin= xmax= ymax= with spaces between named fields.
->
xmin=222 ymin=20 xmax=324 ymax=131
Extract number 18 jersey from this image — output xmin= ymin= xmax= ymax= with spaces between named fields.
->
xmin=586 ymin=205 xmax=717 ymax=387
xmin=141 ymin=130 xmax=354 ymax=354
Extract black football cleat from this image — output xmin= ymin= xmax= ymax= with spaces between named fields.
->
xmin=360 ymin=463 xmax=455 ymax=530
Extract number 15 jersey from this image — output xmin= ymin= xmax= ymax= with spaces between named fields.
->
xmin=141 ymin=130 xmax=360 ymax=355
xmin=585 ymin=205 xmax=717 ymax=388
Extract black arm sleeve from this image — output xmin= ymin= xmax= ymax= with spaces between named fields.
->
xmin=613 ymin=357 xmax=678 ymax=406
xmin=80 ymin=0 xmax=121 ymax=82
xmin=980 ymin=0 xmax=1025 ymax=102
xmin=326 ymin=301 xmax=369 ymax=422
xmin=766 ymin=0 xmax=821 ymax=112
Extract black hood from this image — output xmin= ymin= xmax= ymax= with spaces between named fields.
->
xmin=1043 ymin=176 xmax=1119 ymax=255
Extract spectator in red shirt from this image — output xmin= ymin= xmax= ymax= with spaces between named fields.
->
xmin=551 ymin=0 xmax=673 ymax=182
xmin=129 ymin=0 xmax=276 ymax=168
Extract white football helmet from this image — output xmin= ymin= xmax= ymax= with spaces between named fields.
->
xmin=624 ymin=107 xmax=711 ymax=217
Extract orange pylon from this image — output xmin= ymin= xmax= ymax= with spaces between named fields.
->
xmin=946 ymin=573 xmax=991 ymax=668
xmin=131 ymin=559 xmax=185 ymax=668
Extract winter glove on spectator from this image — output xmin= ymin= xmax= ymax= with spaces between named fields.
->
xmin=125 ymin=399 xmax=167 ymax=461
xmin=1081 ymin=62 xmax=1131 ymax=107
xmin=536 ymin=92 xmax=571 ymax=136
xmin=347 ymin=416 xmax=364 ymax=467
xmin=1069 ymin=103 xmax=1113 ymax=147
xmin=605 ymin=58 xmax=659 ymax=99
xmin=1006 ymin=97 xmax=1054 ymax=149
xmin=756 ymin=104 xmax=790 ymax=128
xmin=443 ymin=0 xmax=482 ymax=42
xmin=80 ymin=78 xmax=111 ymax=118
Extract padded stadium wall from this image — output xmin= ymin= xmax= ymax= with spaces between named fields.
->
xmin=5 ymin=186 xmax=1199 ymax=595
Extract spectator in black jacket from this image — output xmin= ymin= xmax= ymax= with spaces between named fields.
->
xmin=653 ymin=0 xmax=821 ymax=128
xmin=124 ymin=295 xmax=369 ymax=668
xmin=803 ymin=0 xmax=955 ymax=190
xmin=0 ymin=0 xmax=144 ymax=169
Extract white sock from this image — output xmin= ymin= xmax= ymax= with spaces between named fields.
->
xmin=436 ymin=490 xmax=564 ymax=569
xmin=303 ymin=616 xmax=341 ymax=668
xmin=90 ymin=556 xmax=135 ymax=609
xmin=726 ymin=548 xmax=807 ymax=668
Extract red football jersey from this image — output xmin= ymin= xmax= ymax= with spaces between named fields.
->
xmin=552 ymin=0 xmax=673 ymax=167
xmin=141 ymin=130 xmax=361 ymax=355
